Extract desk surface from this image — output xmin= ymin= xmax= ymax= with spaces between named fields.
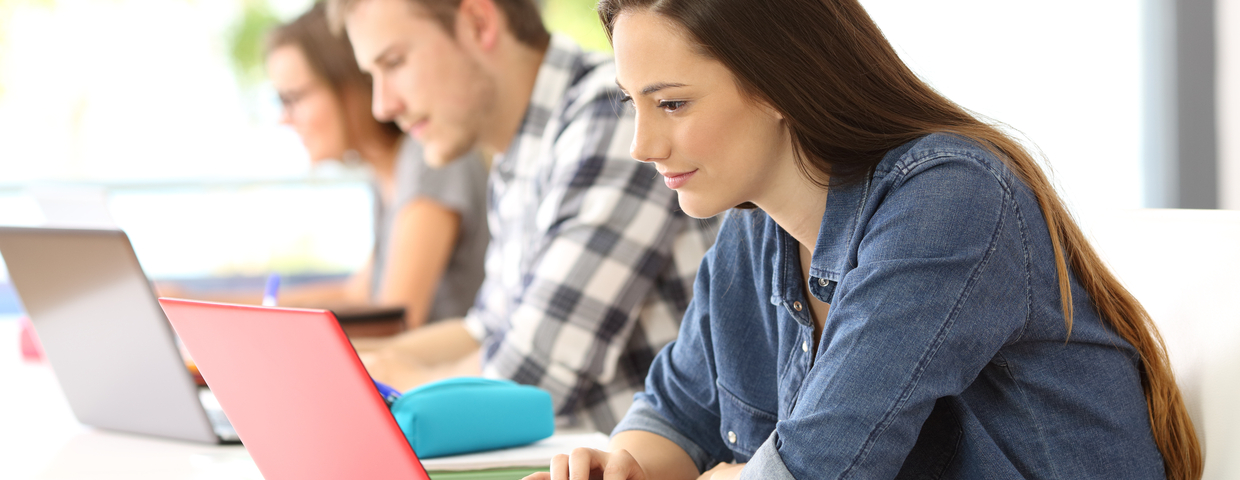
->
xmin=0 ymin=318 xmax=606 ymax=480
xmin=0 ymin=318 xmax=262 ymax=480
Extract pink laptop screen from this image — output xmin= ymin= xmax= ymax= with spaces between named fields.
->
xmin=159 ymin=298 xmax=429 ymax=480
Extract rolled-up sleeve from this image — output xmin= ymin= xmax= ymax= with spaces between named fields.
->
xmin=613 ymin=398 xmax=715 ymax=473
xmin=738 ymin=431 xmax=795 ymax=480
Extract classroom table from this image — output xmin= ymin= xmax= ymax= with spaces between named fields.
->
xmin=0 ymin=316 xmax=263 ymax=479
xmin=0 ymin=317 xmax=608 ymax=480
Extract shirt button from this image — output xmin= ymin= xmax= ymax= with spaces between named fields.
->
xmin=802 ymin=341 xmax=809 ymax=352
xmin=792 ymin=301 xmax=803 ymax=312
xmin=818 ymin=278 xmax=828 ymax=287
xmin=728 ymin=431 xmax=738 ymax=444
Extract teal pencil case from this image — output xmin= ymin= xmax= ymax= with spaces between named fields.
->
xmin=389 ymin=377 xmax=554 ymax=459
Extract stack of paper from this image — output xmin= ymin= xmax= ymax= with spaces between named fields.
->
xmin=422 ymin=432 xmax=610 ymax=480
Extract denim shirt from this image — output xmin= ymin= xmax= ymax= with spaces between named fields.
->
xmin=613 ymin=134 xmax=1165 ymax=479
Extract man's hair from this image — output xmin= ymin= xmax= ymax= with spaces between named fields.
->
xmin=326 ymin=0 xmax=550 ymax=49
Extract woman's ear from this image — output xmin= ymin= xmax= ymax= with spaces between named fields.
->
xmin=760 ymin=100 xmax=785 ymax=122
xmin=744 ymin=90 xmax=784 ymax=121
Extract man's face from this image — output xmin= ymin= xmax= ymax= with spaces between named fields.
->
xmin=346 ymin=0 xmax=495 ymax=167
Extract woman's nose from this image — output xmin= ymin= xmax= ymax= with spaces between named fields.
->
xmin=630 ymin=113 xmax=670 ymax=163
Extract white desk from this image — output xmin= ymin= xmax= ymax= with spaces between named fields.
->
xmin=0 ymin=318 xmax=262 ymax=480
xmin=0 ymin=318 xmax=609 ymax=479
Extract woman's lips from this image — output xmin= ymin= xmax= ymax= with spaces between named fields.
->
xmin=662 ymin=169 xmax=697 ymax=189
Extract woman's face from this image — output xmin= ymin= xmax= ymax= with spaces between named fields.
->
xmin=612 ymin=11 xmax=796 ymax=219
xmin=267 ymin=44 xmax=349 ymax=164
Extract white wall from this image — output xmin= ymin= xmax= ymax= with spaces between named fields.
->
xmin=0 ymin=0 xmax=372 ymax=279
xmin=1221 ymin=0 xmax=1240 ymax=210
xmin=0 ymin=0 xmax=313 ymax=184
xmin=859 ymin=1 xmax=1144 ymax=222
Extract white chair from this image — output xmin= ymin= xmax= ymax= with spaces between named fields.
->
xmin=1087 ymin=209 xmax=1240 ymax=480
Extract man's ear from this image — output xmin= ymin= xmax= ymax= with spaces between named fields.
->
xmin=455 ymin=0 xmax=501 ymax=52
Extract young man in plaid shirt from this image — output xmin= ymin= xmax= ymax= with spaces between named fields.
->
xmin=329 ymin=0 xmax=717 ymax=431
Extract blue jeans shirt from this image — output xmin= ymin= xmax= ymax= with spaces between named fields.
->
xmin=613 ymin=134 xmax=1165 ymax=479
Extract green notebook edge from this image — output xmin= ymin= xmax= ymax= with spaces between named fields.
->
xmin=427 ymin=467 xmax=550 ymax=480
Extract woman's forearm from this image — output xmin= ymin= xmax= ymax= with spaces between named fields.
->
xmin=378 ymin=198 xmax=462 ymax=329
xmin=609 ymin=430 xmax=701 ymax=480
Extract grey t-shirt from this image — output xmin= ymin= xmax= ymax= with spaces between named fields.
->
xmin=372 ymin=138 xmax=488 ymax=322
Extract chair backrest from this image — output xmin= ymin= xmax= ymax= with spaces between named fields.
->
xmin=1086 ymin=209 xmax=1240 ymax=480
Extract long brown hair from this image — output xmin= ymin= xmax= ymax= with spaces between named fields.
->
xmin=598 ymin=0 xmax=1202 ymax=478
xmin=267 ymin=2 xmax=402 ymax=140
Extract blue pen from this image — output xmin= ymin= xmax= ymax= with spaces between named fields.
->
xmin=262 ymin=273 xmax=281 ymax=306
xmin=373 ymin=379 xmax=402 ymax=407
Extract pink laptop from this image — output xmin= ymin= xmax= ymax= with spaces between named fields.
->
xmin=158 ymin=298 xmax=430 ymax=480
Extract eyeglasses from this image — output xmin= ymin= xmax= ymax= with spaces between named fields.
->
xmin=276 ymin=82 xmax=324 ymax=114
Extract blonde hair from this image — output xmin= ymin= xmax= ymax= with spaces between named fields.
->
xmin=325 ymin=0 xmax=549 ymax=49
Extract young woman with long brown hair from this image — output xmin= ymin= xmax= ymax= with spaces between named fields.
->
xmin=528 ymin=0 xmax=1202 ymax=479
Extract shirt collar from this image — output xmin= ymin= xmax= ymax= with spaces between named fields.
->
xmin=768 ymin=220 xmax=815 ymax=325
xmin=811 ymin=140 xmax=920 ymax=279
xmin=509 ymin=34 xmax=584 ymax=145
xmin=767 ymin=164 xmax=872 ymax=311
xmin=769 ymin=140 xmax=920 ymax=306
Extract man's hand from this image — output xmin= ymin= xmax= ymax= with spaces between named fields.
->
xmin=358 ymin=348 xmax=435 ymax=391
xmin=359 ymin=346 xmax=481 ymax=392
xmin=523 ymin=448 xmax=647 ymax=480
xmin=354 ymin=319 xmax=482 ymax=391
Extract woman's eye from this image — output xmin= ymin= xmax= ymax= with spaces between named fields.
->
xmin=659 ymin=101 xmax=686 ymax=112
xmin=381 ymin=56 xmax=405 ymax=71
xmin=278 ymin=90 xmax=305 ymax=108
xmin=619 ymin=94 xmax=633 ymax=105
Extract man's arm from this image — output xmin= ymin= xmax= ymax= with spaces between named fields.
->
xmin=358 ymin=319 xmax=481 ymax=391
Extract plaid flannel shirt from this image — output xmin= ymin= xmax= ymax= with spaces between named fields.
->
xmin=463 ymin=35 xmax=719 ymax=432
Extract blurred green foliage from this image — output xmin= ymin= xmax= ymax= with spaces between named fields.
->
xmin=228 ymin=0 xmax=283 ymax=85
xmin=543 ymin=0 xmax=610 ymax=53
xmin=0 ymin=0 xmax=609 ymax=98
xmin=224 ymin=0 xmax=610 ymax=87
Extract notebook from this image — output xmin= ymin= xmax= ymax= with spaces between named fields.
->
xmin=158 ymin=298 xmax=430 ymax=480
xmin=0 ymin=226 xmax=237 ymax=444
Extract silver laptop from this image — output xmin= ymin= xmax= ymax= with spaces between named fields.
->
xmin=0 ymin=226 xmax=238 ymax=444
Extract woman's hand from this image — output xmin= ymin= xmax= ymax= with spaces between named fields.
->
xmin=524 ymin=431 xmax=698 ymax=480
xmin=523 ymin=448 xmax=647 ymax=480
xmin=696 ymin=462 xmax=745 ymax=480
